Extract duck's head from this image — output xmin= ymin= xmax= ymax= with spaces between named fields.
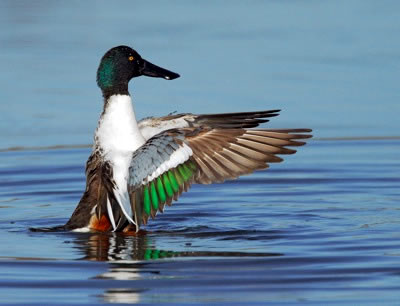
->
xmin=96 ymin=45 xmax=180 ymax=97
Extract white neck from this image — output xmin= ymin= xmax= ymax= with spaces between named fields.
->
xmin=95 ymin=94 xmax=146 ymax=155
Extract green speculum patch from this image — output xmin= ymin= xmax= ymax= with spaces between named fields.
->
xmin=142 ymin=160 xmax=198 ymax=216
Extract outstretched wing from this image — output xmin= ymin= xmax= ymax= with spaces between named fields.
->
xmin=138 ymin=110 xmax=281 ymax=140
xmin=125 ymin=127 xmax=312 ymax=231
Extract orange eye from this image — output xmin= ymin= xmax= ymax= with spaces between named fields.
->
xmin=128 ymin=56 xmax=134 ymax=61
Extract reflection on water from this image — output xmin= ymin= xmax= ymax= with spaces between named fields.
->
xmin=85 ymin=233 xmax=157 ymax=262
xmin=80 ymin=232 xmax=283 ymax=262
xmin=76 ymin=232 xmax=282 ymax=303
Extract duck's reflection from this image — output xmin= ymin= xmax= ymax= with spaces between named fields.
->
xmin=80 ymin=233 xmax=167 ymax=304
xmin=82 ymin=232 xmax=178 ymax=262
xmin=80 ymin=232 xmax=282 ymax=262
xmin=71 ymin=232 xmax=283 ymax=304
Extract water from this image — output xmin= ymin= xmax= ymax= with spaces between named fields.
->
xmin=1 ymin=140 xmax=399 ymax=304
xmin=1 ymin=1 xmax=400 ymax=304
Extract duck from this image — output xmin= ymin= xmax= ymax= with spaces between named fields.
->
xmin=64 ymin=45 xmax=312 ymax=233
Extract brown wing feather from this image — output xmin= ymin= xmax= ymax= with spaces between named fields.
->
xmin=184 ymin=128 xmax=312 ymax=184
xmin=189 ymin=110 xmax=281 ymax=128
xmin=65 ymin=150 xmax=117 ymax=231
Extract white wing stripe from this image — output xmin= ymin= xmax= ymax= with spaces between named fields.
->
xmin=146 ymin=143 xmax=193 ymax=182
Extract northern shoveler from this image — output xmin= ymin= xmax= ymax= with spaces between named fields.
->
xmin=64 ymin=45 xmax=312 ymax=233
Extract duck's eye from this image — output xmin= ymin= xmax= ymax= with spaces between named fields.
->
xmin=128 ymin=56 xmax=134 ymax=61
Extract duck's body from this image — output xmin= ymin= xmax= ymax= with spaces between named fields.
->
xmin=65 ymin=46 xmax=312 ymax=233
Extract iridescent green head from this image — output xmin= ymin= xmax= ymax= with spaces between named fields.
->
xmin=96 ymin=45 xmax=180 ymax=98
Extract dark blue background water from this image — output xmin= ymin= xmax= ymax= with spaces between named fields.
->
xmin=0 ymin=1 xmax=399 ymax=304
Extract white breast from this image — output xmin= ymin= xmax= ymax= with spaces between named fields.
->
xmin=95 ymin=94 xmax=145 ymax=226
xmin=96 ymin=94 xmax=146 ymax=153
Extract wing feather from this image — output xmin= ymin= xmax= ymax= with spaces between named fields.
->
xmin=124 ymin=131 xmax=198 ymax=231
xmin=184 ymin=128 xmax=312 ymax=184
xmin=138 ymin=110 xmax=281 ymax=140
xmin=65 ymin=151 xmax=118 ymax=231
